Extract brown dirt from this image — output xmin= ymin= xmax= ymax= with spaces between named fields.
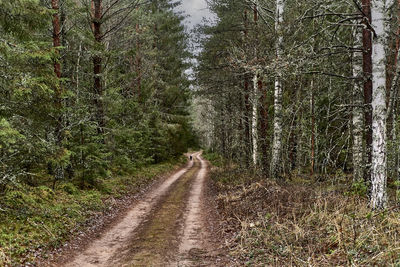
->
xmin=45 ymin=152 xmax=227 ymax=267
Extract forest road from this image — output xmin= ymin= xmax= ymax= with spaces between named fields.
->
xmin=62 ymin=152 xmax=219 ymax=267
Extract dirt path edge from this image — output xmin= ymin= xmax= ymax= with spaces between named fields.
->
xmin=38 ymin=160 xmax=192 ymax=267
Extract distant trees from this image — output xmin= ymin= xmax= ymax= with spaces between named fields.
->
xmin=195 ymin=0 xmax=400 ymax=209
xmin=0 ymin=0 xmax=196 ymax=189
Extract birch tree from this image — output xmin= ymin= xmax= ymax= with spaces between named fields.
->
xmin=353 ymin=28 xmax=364 ymax=182
xmin=370 ymin=0 xmax=392 ymax=209
xmin=270 ymin=0 xmax=284 ymax=177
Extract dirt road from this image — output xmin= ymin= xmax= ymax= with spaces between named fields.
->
xmin=62 ymin=153 xmax=219 ymax=267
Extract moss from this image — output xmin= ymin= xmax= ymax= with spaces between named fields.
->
xmin=59 ymin=183 xmax=79 ymax=195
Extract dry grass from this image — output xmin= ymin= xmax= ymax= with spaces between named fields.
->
xmin=211 ymin=166 xmax=400 ymax=266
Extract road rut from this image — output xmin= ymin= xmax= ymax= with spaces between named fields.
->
xmin=64 ymin=152 xmax=215 ymax=267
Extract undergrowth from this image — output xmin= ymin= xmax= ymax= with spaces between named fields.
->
xmin=210 ymin=164 xmax=400 ymax=266
xmin=0 ymin=157 xmax=185 ymax=266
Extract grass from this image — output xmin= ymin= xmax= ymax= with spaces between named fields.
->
xmin=209 ymin=163 xmax=400 ymax=266
xmin=0 ymin=157 xmax=186 ymax=266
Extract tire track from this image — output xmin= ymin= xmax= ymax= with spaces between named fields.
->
xmin=176 ymin=154 xmax=210 ymax=266
xmin=64 ymin=157 xmax=196 ymax=267
xmin=114 ymin=158 xmax=202 ymax=266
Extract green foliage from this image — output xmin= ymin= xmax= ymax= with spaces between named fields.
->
xmin=0 ymin=0 xmax=49 ymax=39
xmin=0 ymin=118 xmax=24 ymax=150
xmin=203 ymin=151 xmax=225 ymax=167
xmin=59 ymin=182 xmax=79 ymax=195
xmin=350 ymin=180 xmax=368 ymax=197
xmin=0 ymin=0 xmax=196 ymax=190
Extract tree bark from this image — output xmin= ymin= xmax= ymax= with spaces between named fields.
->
xmin=289 ymin=112 xmax=297 ymax=172
xmin=244 ymin=75 xmax=251 ymax=166
xmin=370 ymin=0 xmax=392 ymax=209
xmin=251 ymin=2 xmax=259 ymax=167
xmin=310 ymin=79 xmax=315 ymax=176
xmin=259 ymin=75 xmax=269 ymax=174
xmin=386 ymin=0 xmax=400 ymax=140
xmin=51 ymin=0 xmax=64 ymax=188
xmin=353 ymin=28 xmax=364 ymax=182
xmin=362 ymin=0 xmax=373 ymax=185
xmin=243 ymin=10 xmax=251 ymax=166
xmin=93 ymin=0 xmax=105 ymax=135
xmin=52 ymin=0 xmax=62 ymax=139
xmin=270 ymin=0 xmax=284 ymax=178
xmin=135 ymin=20 xmax=142 ymax=97
xmin=252 ymin=72 xmax=259 ymax=166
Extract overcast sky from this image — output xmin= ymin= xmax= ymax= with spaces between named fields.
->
xmin=176 ymin=0 xmax=214 ymax=31
xmin=175 ymin=0 xmax=215 ymax=78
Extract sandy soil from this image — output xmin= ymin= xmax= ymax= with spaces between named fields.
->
xmin=176 ymin=154 xmax=210 ymax=266
xmin=54 ymin=152 xmax=224 ymax=267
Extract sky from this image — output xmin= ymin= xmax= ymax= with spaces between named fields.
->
xmin=175 ymin=0 xmax=215 ymax=31
xmin=175 ymin=0 xmax=216 ymax=79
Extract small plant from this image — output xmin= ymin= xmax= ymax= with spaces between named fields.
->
xmin=59 ymin=183 xmax=79 ymax=195
xmin=350 ymin=180 xmax=368 ymax=196
xmin=202 ymin=151 xmax=225 ymax=167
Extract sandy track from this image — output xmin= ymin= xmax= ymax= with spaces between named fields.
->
xmin=61 ymin=152 xmax=221 ymax=267
xmin=64 ymin=156 xmax=196 ymax=267
xmin=177 ymin=154 xmax=210 ymax=266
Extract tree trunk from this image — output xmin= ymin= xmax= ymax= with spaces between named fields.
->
xmin=259 ymin=74 xmax=269 ymax=174
xmin=310 ymin=79 xmax=315 ymax=176
xmin=353 ymin=28 xmax=364 ymax=182
xmin=386 ymin=0 xmax=400 ymax=109
xmin=135 ymin=20 xmax=142 ymax=97
xmin=252 ymin=72 xmax=259 ymax=166
xmin=270 ymin=0 xmax=284 ymax=177
xmin=244 ymin=75 xmax=251 ymax=166
xmin=362 ymin=0 xmax=373 ymax=185
xmin=289 ymin=113 xmax=297 ymax=172
xmin=51 ymin=0 xmax=64 ymax=188
xmin=251 ymin=3 xmax=259 ymax=167
xmin=243 ymin=10 xmax=251 ymax=166
xmin=52 ymin=0 xmax=62 ymax=139
xmin=385 ymin=0 xmax=400 ymax=181
xmin=93 ymin=0 xmax=105 ymax=135
xmin=370 ymin=0 xmax=391 ymax=209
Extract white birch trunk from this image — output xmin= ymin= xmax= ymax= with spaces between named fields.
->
xmin=252 ymin=71 xmax=259 ymax=166
xmin=352 ymin=28 xmax=364 ymax=182
xmin=270 ymin=0 xmax=284 ymax=177
xmin=370 ymin=0 xmax=392 ymax=209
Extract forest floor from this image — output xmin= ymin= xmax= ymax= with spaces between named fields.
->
xmin=204 ymin=153 xmax=400 ymax=266
xmin=42 ymin=153 xmax=229 ymax=267
xmin=9 ymin=151 xmax=400 ymax=266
